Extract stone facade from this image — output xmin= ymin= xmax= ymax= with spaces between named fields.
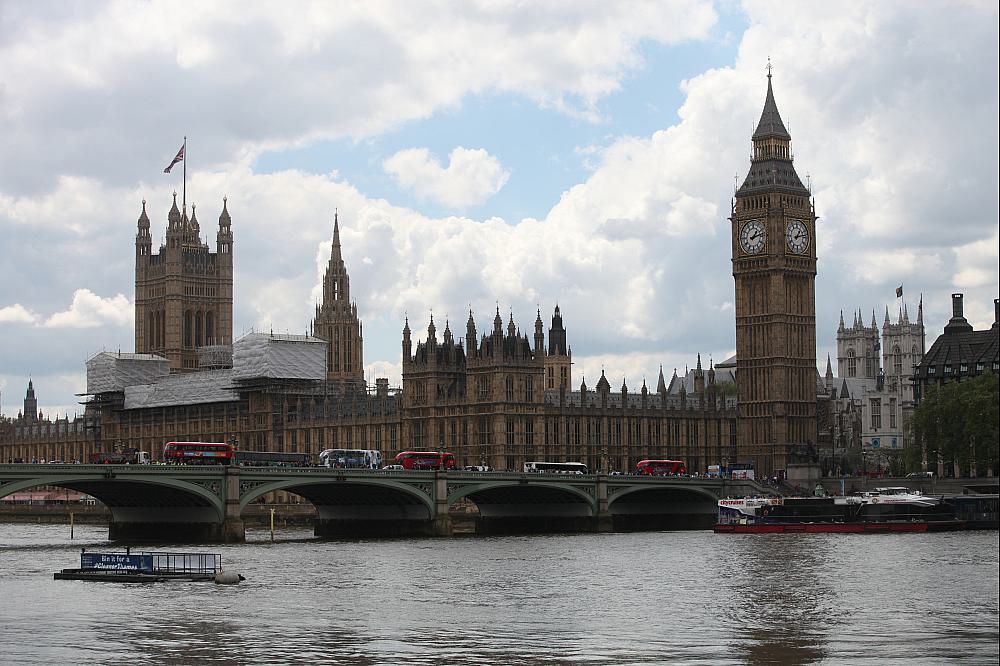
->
xmin=311 ymin=213 xmax=365 ymax=384
xmin=818 ymin=300 xmax=927 ymax=473
xmin=134 ymin=195 xmax=234 ymax=372
xmin=399 ymin=308 xmax=737 ymax=472
xmin=730 ymin=73 xmax=818 ymax=475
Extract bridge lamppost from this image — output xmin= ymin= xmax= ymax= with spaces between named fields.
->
xmin=600 ymin=448 xmax=608 ymax=475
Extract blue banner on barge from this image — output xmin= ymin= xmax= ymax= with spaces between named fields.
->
xmin=81 ymin=553 xmax=153 ymax=572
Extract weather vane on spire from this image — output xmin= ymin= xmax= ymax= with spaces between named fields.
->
xmin=766 ymin=57 xmax=772 ymax=78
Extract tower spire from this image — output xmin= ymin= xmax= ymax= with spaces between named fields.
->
xmin=752 ymin=61 xmax=791 ymax=141
xmin=313 ymin=211 xmax=363 ymax=381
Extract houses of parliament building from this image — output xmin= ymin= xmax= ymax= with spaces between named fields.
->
xmin=2 ymin=75 xmax=828 ymax=476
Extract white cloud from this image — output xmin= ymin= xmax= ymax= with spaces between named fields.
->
xmin=0 ymin=2 xmax=718 ymax=194
xmin=0 ymin=304 xmax=38 ymax=324
xmin=0 ymin=2 xmax=997 ymax=416
xmin=43 ymin=290 xmax=132 ymax=329
xmin=383 ymin=147 xmax=511 ymax=209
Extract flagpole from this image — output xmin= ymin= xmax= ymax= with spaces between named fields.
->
xmin=182 ymin=136 xmax=187 ymax=212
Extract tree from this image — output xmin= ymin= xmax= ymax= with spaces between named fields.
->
xmin=910 ymin=373 xmax=999 ymax=476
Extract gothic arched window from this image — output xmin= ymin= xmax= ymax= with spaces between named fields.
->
xmin=505 ymin=375 xmax=514 ymax=402
xmin=893 ymin=345 xmax=902 ymax=376
xmin=205 ymin=311 xmax=214 ymax=346
xmin=183 ymin=310 xmax=193 ymax=348
xmin=847 ymin=349 xmax=857 ymax=377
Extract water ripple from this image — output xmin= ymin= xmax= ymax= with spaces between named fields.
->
xmin=0 ymin=527 xmax=996 ymax=665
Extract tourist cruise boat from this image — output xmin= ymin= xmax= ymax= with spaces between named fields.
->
xmin=860 ymin=487 xmax=942 ymax=507
xmin=714 ymin=488 xmax=962 ymax=534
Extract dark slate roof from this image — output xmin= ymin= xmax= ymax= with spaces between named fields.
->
xmin=595 ymin=371 xmax=611 ymax=392
xmin=753 ymin=75 xmax=791 ymax=140
xmin=914 ymin=322 xmax=999 ymax=380
xmin=738 ymin=157 xmax=809 ymax=196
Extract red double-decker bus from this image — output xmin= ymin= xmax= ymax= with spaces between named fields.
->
xmin=635 ymin=459 xmax=687 ymax=476
xmin=163 ymin=442 xmax=234 ymax=465
xmin=394 ymin=451 xmax=456 ymax=470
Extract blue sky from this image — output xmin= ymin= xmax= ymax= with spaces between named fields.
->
xmin=0 ymin=1 xmax=997 ymax=417
xmin=253 ymin=10 xmax=747 ymax=224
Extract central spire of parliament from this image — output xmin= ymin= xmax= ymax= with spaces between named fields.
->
xmin=312 ymin=211 xmax=364 ymax=383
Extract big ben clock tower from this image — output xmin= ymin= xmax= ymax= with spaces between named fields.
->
xmin=731 ymin=68 xmax=818 ymax=476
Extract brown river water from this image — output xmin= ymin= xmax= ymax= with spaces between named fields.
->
xmin=0 ymin=524 xmax=997 ymax=665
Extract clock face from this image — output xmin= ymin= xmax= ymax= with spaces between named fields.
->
xmin=739 ymin=220 xmax=766 ymax=254
xmin=786 ymin=219 xmax=810 ymax=254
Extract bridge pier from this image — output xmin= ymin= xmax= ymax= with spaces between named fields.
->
xmin=595 ymin=474 xmax=612 ymax=533
xmin=222 ymin=466 xmax=245 ymax=543
xmin=432 ymin=472 xmax=453 ymax=537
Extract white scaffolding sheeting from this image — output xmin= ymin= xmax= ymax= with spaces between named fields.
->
xmin=123 ymin=369 xmax=238 ymax=409
xmin=197 ymin=344 xmax=233 ymax=369
xmin=86 ymin=352 xmax=170 ymax=394
xmin=232 ymin=332 xmax=327 ymax=381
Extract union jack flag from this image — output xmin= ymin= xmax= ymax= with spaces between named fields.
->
xmin=163 ymin=143 xmax=185 ymax=173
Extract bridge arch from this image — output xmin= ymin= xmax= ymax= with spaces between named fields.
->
xmin=607 ymin=483 xmax=719 ymax=507
xmin=0 ymin=474 xmax=225 ymax=521
xmin=238 ymin=477 xmax=435 ymax=515
xmin=447 ymin=480 xmax=596 ymax=511
xmin=606 ymin=483 xmax=719 ymax=530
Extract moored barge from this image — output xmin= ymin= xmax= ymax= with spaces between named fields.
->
xmin=55 ymin=550 xmax=223 ymax=582
xmin=715 ymin=488 xmax=966 ymax=534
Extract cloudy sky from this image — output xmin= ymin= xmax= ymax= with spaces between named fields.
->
xmin=1 ymin=0 xmax=997 ymax=419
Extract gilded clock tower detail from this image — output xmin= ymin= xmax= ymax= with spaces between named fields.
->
xmin=731 ymin=69 xmax=818 ymax=475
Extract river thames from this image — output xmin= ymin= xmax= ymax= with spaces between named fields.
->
xmin=0 ymin=524 xmax=997 ymax=665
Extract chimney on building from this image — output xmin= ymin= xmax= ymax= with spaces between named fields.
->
xmin=944 ymin=292 xmax=974 ymax=334
xmin=994 ymin=298 xmax=999 ymax=329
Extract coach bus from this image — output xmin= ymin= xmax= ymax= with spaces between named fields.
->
xmin=394 ymin=451 xmax=456 ymax=471
xmin=524 ymin=461 xmax=588 ymax=474
xmin=635 ymin=459 xmax=687 ymax=476
xmin=88 ymin=449 xmax=151 ymax=465
xmin=319 ymin=449 xmax=383 ymax=469
xmin=233 ymin=450 xmax=311 ymax=467
xmin=162 ymin=441 xmax=234 ymax=465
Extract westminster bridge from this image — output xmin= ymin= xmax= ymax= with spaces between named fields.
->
xmin=0 ymin=464 xmax=768 ymax=542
